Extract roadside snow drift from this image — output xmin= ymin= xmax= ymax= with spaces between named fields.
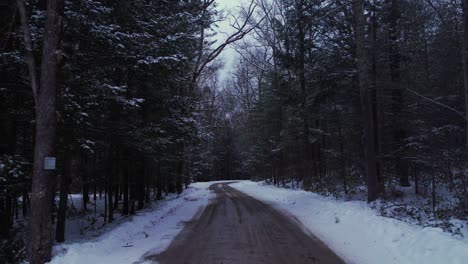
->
xmin=230 ymin=181 xmax=468 ymax=264
xmin=49 ymin=184 xmax=213 ymax=264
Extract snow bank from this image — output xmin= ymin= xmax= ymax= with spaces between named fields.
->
xmin=190 ymin=180 xmax=238 ymax=189
xmin=49 ymin=184 xmax=213 ymax=264
xmin=230 ymin=181 xmax=468 ymax=264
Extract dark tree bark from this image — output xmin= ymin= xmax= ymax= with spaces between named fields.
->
xmin=14 ymin=197 xmax=19 ymax=220
xmin=387 ymin=0 xmax=409 ymax=187
xmin=463 ymin=0 xmax=468 ymax=187
xmin=55 ymin=151 xmax=72 ymax=243
xmin=113 ymin=179 xmax=119 ymax=211
xmin=104 ymin=177 xmax=107 ymax=222
xmin=137 ymin=162 xmax=145 ymax=210
xmin=122 ymin=158 xmax=129 ymax=216
xmin=82 ymin=156 xmax=90 ymax=212
xmin=371 ymin=0 xmax=384 ymax=193
xmin=22 ymin=191 xmax=28 ymax=217
xmin=92 ymin=155 xmax=97 ymax=202
xmin=17 ymin=0 xmax=64 ymax=262
xmin=144 ymin=160 xmax=151 ymax=204
xmin=156 ymin=161 xmax=163 ymax=200
xmin=176 ymin=160 xmax=183 ymax=194
xmin=129 ymin=166 xmax=136 ymax=215
xmin=0 ymin=199 xmax=10 ymax=238
xmin=295 ymin=0 xmax=312 ymax=187
xmin=106 ymin=146 xmax=114 ymax=222
xmin=0 ymin=114 xmax=16 ymax=239
xmin=413 ymin=165 xmax=419 ymax=195
xmin=431 ymin=169 xmax=436 ymax=216
xmin=107 ymin=175 xmax=114 ymax=222
xmin=338 ymin=126 xmax=348 ymax=194
xmin=352 ymin=0 xmax=380 ymax=202
xmin=1 ymin=197 xmax=13 ymax=238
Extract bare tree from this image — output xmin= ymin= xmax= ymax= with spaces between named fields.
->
xmin=191 ymin=0 xmax=265 ymax=92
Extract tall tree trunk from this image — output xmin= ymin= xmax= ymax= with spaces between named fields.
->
xmin=82 ymin=154 xmax=89 ymax=212
xmin=413 ymin=165 xmax=419 ymax=195
xmin=462 ymin=0 xmax=468 ymax=190
xmin=144 ymin=160 xmax=151 ymax=203
xmin=338 ymin=126 xmax=348 ymax=194
xmin=106 ymin=145 xmax=114 ymax=222
xmin=431 ymin=169 xmax=436 ymax=216
xmin=18 ymin=0 xmax=64 ymax=262
xmin=353 ymin=0 xmax=379 ymax=202
xmin=104 ymin=176 xmax=107 ymax=222
xmin=129 ymin=161 xmax=136 ymax=215
xmin=22 ymin=191 xmax=28 ymax=217
xmin=371 ymin=0 xmax=384 ymax=193
xmin=295 ymin=0 xmax=311 ymax=186
xmin=176 ymin=160 xmax=183 ymax=194
xmin=55 ymin=151 xmax=72 ymax=243
xmin=137 ymin=159 xmax=145 ymax=210
xmin=113 ymin=182 xmax=119 ymax=211
xmin=388 ymin=0 xmax=409 ymax=187
xmin=156 ymin=161 xmax=162 ymax=200
xmin=0 ymin=199 xmax=9 ymax=238
xmin=0 ymin=116 xmax=16 ymax=238
xmin=4 ymin=197 xmax=13 ymax=234
xmin=122 ymin=158 xmax=129 ymax=216
xmin=107 ymin=177 xmax=113 ymax=222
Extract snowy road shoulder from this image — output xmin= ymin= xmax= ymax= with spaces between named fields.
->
xmin=49 ymin=184 xmax=214 ymax=264
xmin=230 ymin=181 xmax=468 ymax=264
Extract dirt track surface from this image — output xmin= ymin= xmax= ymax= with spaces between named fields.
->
xmin=150 ymin=183 xmax=345 ymax=264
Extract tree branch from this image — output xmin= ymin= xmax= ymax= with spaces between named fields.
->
xmin=191 ymin=0 xmax=266 ymax=91
xmin=424 ymin=0 xmax=447 ymax=26
xmin=406 ymin=88 xmax=465 ymax=119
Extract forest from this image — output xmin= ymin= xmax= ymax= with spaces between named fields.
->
xmin=0 ymin=0 xmax=467 ymax=263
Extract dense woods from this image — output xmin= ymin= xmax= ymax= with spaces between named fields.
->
xmin=208 ymin=0 xmax=467 ymax=235
xmin=1 ymin=0 xmax=243 ymax=262
xmin=0 ymin=0 xmax=467 ymax=263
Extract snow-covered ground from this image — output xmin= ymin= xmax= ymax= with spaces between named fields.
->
xmin=49 ymin=180 xmax=468 ymax=264
xmin=48 ymin=183 xmax=214 ymax=264
xmin=230 ymin=181 xmax=468 ymax=264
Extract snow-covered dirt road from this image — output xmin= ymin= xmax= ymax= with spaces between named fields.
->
xmin=149 ymin=183 xmax=344 ymax=264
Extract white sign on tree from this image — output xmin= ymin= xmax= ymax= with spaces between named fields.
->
xmin=44 ymin=157 xmax=56 ymax=170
